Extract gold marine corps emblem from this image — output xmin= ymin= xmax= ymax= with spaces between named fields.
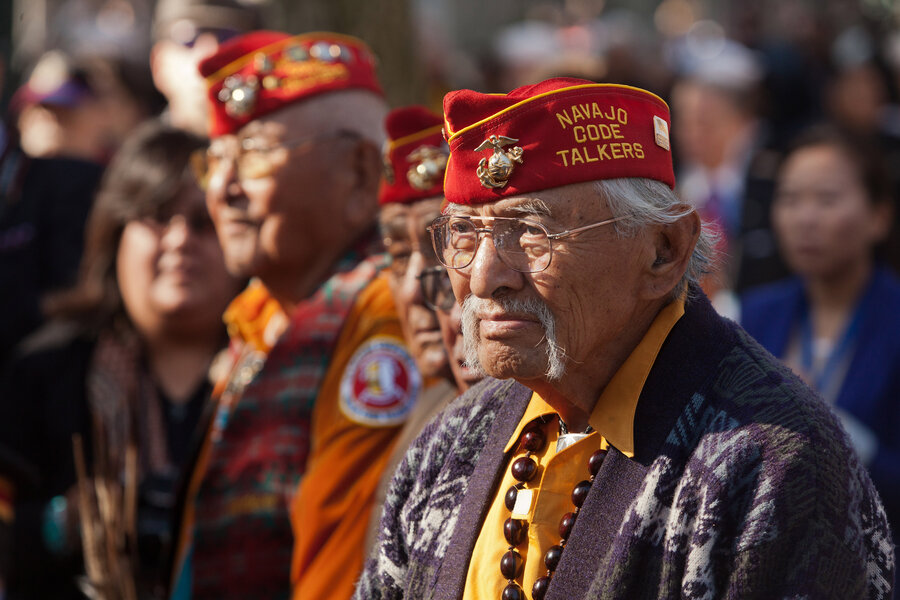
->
xmin=406 ymin=145 xmax=449 ymax=191
xmin=475 ymin=135 xmax=524 ymax=189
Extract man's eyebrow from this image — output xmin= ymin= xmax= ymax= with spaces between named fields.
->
xmin=378 ymin=218 xmax=407 ymax=240
xmin=442 ymin=198 xmax=552 ymax=218
xmin=443 ymin=203 xmax=471 ymax=216
xmin=506 ymin=198 xmax=552 ymax=217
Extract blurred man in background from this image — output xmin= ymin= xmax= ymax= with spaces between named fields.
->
xmin=365 ymin=105 xmax=459 ymax=551
xmin=150 ymin=0 xmax=263 ymax=136
xmin=170 ymin=31 xmax=413 ymax=600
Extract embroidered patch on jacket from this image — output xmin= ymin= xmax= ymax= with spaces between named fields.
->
xmin=340 ymin=336 xmax=420 ymax=426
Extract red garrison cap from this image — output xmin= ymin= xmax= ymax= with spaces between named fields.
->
xmin=442 ymin=77 xmax=674 ymax=205
xmin=199 ymin=30 xmax=383 ymax=137
xmin=378 ymin=106 xmax=448 ymax=206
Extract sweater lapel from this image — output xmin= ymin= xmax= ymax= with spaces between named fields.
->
xmin=431 ymin=380 xmax=532 ymax=599
xmin=547 ymin=448 xmax=648 ymax=599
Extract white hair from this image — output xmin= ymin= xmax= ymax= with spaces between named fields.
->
xmin=595 ymin=177 xmax=718 ymax=299
xmin=281 ymin=89 xmax=389 ymax=147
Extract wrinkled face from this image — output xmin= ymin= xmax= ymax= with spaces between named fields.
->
xmin=435 ymin=299 xmax=482 ymax=391
xmin=773 ymin=144 xmax=888 ymax=279
xmin=117 ymin=184 xmax=236 ymax=337
xmin=445 ymin=181 xmax=653 ymax=385
xmin=379 ymin=197 xmax=449 ymax=378
xmin=204 ymin=107 xmax=355 ymax=284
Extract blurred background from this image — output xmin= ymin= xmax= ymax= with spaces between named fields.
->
xmin=4 ymin=0 xmax=900 ymax=109
xmin=4 ymin=0 xmax=900 ymax=361
xmin=3 ymin=0 xmax=900 ymax=343
xmin=3 ymin=2 xmax=900 ymax=596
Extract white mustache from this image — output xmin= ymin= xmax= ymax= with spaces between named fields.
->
xmin=460 ymin=294 xmax=566 ymax=381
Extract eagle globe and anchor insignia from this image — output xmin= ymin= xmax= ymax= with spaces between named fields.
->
xmin=406 ymin=145 xmax=449 ymax=191
xmin=475 ymin=135 xmax=524 ymax=189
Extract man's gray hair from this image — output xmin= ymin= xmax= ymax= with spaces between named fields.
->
xmin=595 ymin=178 xmax=717 ymax=298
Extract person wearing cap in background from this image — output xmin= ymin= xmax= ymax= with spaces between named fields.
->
xmin=151 ymin=0 xmax=264 ymax=136
xmin=669 ymin=38 xmax=789 ymax=318
xmin=420 ymin=264 xmax=485 ymax=394
xmin=362 ymin=106 xmax=466 ymax=554
xmin=356 ymin=77 xmax=894 ymax=599
xmin=169 ymin=31 xmax=416 ymax=600
xmin=0 ymin=55 xmax=106 ymax=368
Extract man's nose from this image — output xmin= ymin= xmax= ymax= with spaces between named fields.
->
xmin=467 ymin=231 xmax=523 ymax=299
xmin=208 ymin=160 xmax=247 ymax=208
xmin=401 ymin=253 xmax=426 ymax=304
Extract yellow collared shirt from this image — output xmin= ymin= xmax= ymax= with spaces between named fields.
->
xmin=462 ymin=298 xmax=684 ymax=599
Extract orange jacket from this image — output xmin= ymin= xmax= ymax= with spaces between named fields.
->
xmin=290 ymin=274 xmax=419 ymax=600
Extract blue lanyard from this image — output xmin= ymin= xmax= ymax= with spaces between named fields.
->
xmin=798 ymin=299 xmax=864 ymax=393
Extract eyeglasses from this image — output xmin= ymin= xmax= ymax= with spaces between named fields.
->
xmin=418 ymin=265 xmax=456 ymax=311
xmin=138 ymin=208 xmax=215 ymax=235
xmin=190 ymin=129 xmax=358 ymax=190
xmin=382 ymin=236 xmax=439 ymax=279
xmin=427 ymin=214 xmax=629 ymax=273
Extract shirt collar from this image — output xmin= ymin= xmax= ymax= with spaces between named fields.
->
xmin=502 ymin=296 xmax=685 ymax=455
xmin=588 ymin=297 xmax=685 ymax=455
xmin=503 ymin=392 xmax=557 ymax=453
xmin=223 ymin=278 xmax=288 ymax=352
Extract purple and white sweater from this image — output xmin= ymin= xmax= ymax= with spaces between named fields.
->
xmin=355 ymin=294 xmax=895 ymax=599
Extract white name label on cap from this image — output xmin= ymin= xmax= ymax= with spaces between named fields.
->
xmin=653 ymin=116 xmax=670 ymax=151
xmin=511 ymin=488 xmax=534 ymax=519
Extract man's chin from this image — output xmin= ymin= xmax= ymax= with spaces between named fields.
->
xmin=223 ymin=252 xmax=260 ymax=280
xmin=477 ymin=341 xmax=547 ymax=381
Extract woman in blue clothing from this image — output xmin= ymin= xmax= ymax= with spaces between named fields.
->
xmin=741 ymin=125 xmax=900 ymax=541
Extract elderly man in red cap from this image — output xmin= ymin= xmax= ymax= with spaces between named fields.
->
xmin=377 ymin=106 xmax=454 ymax=387
xmin=356 ymin=78 xmax=894 ymax=599
xmin=170 ymin=31 xmax=418 ymax=600
xmin=364 ymin=106 xmax=478 ymax=552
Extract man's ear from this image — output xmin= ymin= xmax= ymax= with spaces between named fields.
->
xmin=641 ymin=207 xmax=701 ymax=299
xmin=342 ymin=138 xmax=382 ymax=229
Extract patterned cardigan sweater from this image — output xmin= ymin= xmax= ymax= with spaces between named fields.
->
xmin=355 ymin=294 xmax=895 ymax=600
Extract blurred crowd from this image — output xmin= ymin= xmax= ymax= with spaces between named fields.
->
xmin=0 ymin=0 xmax=898 ymax=598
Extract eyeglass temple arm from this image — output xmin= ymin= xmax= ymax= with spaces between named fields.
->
xmin=547 ymin=215 xmax=630 ymax=240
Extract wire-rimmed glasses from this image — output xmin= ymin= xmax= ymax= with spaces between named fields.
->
xmin=426 ymin=214 xmax=629 ymax=273
xmin=190 ymin=129 xmax=359 ymax=190
xmin=418 ymin=265 xmax=455 ymax=311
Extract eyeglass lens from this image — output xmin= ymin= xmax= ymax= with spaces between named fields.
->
xmin=419 ymin=267 xmax=455 ymax=311
xmin=195 ymin=140 xmax=280 ymax=186
xmin=192 ymin=130 xmax=359 ymax=190
xmin=431 ymin=216 xmax=552 ymax=273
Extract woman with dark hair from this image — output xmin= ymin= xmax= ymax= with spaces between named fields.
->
xmin=0 ymin=120 xmax=239 ymax=599
xmin=741 ymin=125 xmax=900 ymax=542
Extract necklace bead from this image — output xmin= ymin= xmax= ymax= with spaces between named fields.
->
xmin=503 ymin=517 xmax=527 ymax=546
xmin=531 ymin=576 xmax=551 ymax=600
xmin=588 ymin=448 xmax=608 ymax=476
xmin=558 ymin=512 xmax=576 ymax=540
xmin=504 ymin=485 xmax=519 ymax=511
xmin=500 ymin=549 xmax=524 ymax=579
xmin=543 ymin=544 xmax=563 ymax=571
xmin=521 ymin=429 xmax=546 ymax=452
xmin=571 ymin=479 xmax=592 ymax=508
xmin=511 ymin=456 xmax=538 ymax=482
xmin=502 ymin=582 xmax=526 ymax=600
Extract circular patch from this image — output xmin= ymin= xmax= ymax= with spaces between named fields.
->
xmin=339 ymin=336 xmax=421 ymax=427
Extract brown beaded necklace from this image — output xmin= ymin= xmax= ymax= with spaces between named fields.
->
xmin=499 ymin=415 xmax=608 ymax=600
